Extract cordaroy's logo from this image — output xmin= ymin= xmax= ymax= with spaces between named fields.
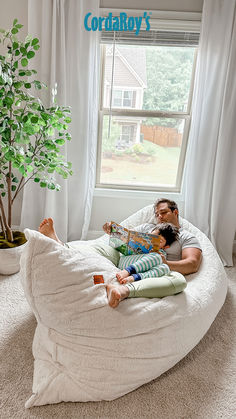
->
xmin=84 ymin=12 xmax=151 ymax=35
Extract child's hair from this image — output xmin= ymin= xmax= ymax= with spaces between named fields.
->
xmin=152 ymin=223 xmax=179 ymax=246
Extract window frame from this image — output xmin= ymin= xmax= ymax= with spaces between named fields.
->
xmin=96 ymin=18 xmax=199 ymax=193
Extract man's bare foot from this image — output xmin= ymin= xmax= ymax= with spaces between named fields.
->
xmin=119 ymin=275 xmax=134 ymax=284
xmin=106 ymin=283 xmax=130 ymax=308
xmin=38 ymin=218 xmax=63 ymax=245
xmin=116 ymin=269 xmax=129 ymax=282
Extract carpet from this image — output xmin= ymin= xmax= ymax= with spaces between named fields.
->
xmin=0 ymin=258 xmax=235 ymax=419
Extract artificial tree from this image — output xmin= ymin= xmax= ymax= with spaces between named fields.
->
xmin=0 ymin=19 xmax=72 ymax=247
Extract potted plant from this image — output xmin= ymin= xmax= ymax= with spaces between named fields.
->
xmin=0 ymin=19 xmax=73 ymax=274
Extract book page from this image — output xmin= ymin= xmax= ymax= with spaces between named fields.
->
xmin=128 ymin=230 xmax=161 ymax=254
xmin=109 ymin=222 xmax=161 ymax=256
xmin=109 ymin=222 xmax=130 ymax=255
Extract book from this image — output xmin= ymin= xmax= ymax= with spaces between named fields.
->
xmin=109 ymin=222 xmax=161 ymax=256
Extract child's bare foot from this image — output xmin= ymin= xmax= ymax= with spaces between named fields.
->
xmin=116 ymin=269 xmax=129 ymax=282
xmin=106 ymin=284 xmax=130 ymax=308
xmin=119 ymin=275 xmax=134 ymax=284
xmin=38 ymin=218 xmax=63 ymax=245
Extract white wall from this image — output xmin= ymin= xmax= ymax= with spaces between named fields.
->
xmin=88 ymin=190 xmax=185 ymax=239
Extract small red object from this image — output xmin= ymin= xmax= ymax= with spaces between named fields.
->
xmin=93 ymin=275 xmax=104 ymax=284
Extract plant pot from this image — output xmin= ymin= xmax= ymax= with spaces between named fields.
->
xmin=0 ymin=242 xmax=27 ymax=275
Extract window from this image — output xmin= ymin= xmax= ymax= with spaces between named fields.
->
xmin=97 ymin=27 xmax=199 ymax=192
xmin=123 ymin=91 xmax=133 ymax=107
xmin=121 ymin=125 xmax=133 ymax=142
xmin=112 ymin=90 xmax=135 ymax=108
xmin=113 ymin=90 xmax=122 ymax=107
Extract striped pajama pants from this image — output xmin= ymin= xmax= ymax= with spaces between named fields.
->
xmin=118 ymin=252 xmax=170 ymax=280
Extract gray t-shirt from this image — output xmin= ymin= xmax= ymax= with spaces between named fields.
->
xmin=135 ymin=223 xmax=202 ymax=261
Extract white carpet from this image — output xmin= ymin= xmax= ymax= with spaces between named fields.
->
xmin=0 ymin=258 xmax=235 ymax=419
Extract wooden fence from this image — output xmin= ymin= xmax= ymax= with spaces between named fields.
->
xmin=140 ymin=124 xmax=182 ymax=147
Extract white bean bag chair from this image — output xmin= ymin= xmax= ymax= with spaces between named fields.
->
xmin=20 ymin=205 xmax=228 ymax=408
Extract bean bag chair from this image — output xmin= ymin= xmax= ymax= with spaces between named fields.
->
xmin=20 ymin=205 xmax=228 ymax=408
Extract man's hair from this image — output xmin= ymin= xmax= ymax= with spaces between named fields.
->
xmin=153 ymin=222 xmax=179 ymax=246
xmin=154 ymin=198 xmax=179 ymax=213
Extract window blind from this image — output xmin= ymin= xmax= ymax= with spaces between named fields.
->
xmin=101 ymin=30 xmax=199 ymax=47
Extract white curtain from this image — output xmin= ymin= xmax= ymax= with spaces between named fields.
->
xmin=20 ymin=0 xmax=99 ymax=242
xmin=184 ymin=0 xmax=236 ymax=266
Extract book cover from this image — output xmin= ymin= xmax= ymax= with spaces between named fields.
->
xmin=109 ymin=222 xmax=161 ymax=256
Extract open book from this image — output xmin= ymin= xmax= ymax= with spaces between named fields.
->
xmin=109 ymin=222 xmax=161 ymax=256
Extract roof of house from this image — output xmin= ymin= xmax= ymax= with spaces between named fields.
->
xmin=105 ymin=46 xmax=147 ymax=87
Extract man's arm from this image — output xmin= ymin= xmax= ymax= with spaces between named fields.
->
xmin=162 ymin=247 xmax=202 ymax=275
xmin=102 ymin=222 xmax=154 ymax=235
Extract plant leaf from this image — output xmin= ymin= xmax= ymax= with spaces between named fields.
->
xmin=27 ymin=50 xmax=35 ymax=59
xmin=55 ymin=139 xmax=65 ymax=145
xmin=40 ymin=181 xmax=47 ymax=188
xmin=12 ymin=42 xmax=19 ymax=50
xmin=31 ymin=116 xmax=38 ymax=123
xmin=26 ymin=165 xmax=33 ymax=172
xmin=21 ymin=58 xmax=28 ymax=67
xmin=31 ymin=38 xmax=39 ymax=46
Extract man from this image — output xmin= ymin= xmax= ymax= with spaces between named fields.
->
xmin=103 ymin=198 xmax=202 ymax=276
xmin=104 ymin=198 xmax=202 ymax=307
xmin=137 ymin=198 xmax=202 ymax=275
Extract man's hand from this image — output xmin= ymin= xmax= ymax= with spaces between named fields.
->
xmin=159 ymin=252 xmax=168 ymax=265
xmin=103 ymin=222 xmax=112 ymax=235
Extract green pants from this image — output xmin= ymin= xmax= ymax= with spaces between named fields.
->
xmin=67 ymin=243 xmax=186 ymax=299
xmin=125 ymin=271 xmax=187 ymax=298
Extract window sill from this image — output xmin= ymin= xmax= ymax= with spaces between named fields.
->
xmin=94 ymin=187 xmax=184 ymax=201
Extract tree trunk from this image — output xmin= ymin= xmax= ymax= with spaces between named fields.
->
xmin=7 ymin=162 xmax=12 ymax=228
xmin=0 ymin=215 xmax=7 ymax=239
xmin=0 ymin=195 xmax=13 ymax=242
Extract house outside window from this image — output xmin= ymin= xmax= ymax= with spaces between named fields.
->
xmin=97 ymin=25 xmax=199 ymax=192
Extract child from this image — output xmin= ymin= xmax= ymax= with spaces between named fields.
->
xmin=116 ymin=223 xmax=179 ymax=284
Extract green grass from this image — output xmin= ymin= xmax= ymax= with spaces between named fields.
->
xmin=100 ymin=145 xmax=181 ymax=186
